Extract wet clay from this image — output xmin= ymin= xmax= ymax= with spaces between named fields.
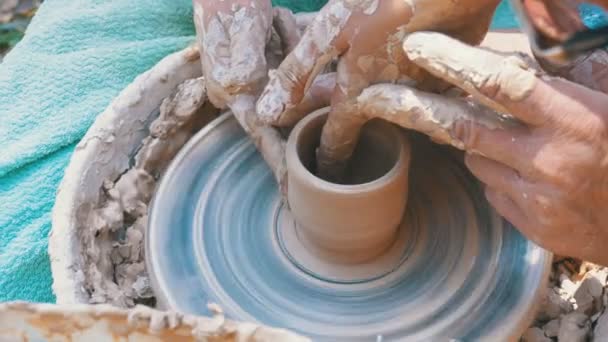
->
xmin=254 ymin=0 xmax=504 ymax=182
xmin=146 ymin=111 xmax=552 ymax=341
xmin=193 ymin=0 xmax=273 ymax=108
xmin=66 ymin=8 xmax=306 ymax=307
xmin=83 ymin=78 xmax=218 ymax=307
xmin=0 ymin=302 xmax=309 ymax=341
xmin=50 ymin=6 xmax=554 ymax=340
xmin=286 ymin=107 xmax=410 ymax=265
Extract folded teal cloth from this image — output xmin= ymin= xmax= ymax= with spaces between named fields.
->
xmin=0 ymin=0 xmax=196 ymax=303
xmin=0 ymin=0 xmax=540 ymax=304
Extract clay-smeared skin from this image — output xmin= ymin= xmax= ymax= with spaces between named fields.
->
xmin=523 ymin=0 xmax=584 ymax=42
xmin=256 ymin=0 xmax=502 ymax=182
xmin=273 ymin=7 xmax=302 ymax=56
xmin=399 ymin=32 xmax=608 ymax=266
xmin=193 ymin=0 xmax=273 ymax=109
xmin=192 ymin=0 xmax=310 ymax=193
xmin=523 ymin=0 xmax=608 ymax=42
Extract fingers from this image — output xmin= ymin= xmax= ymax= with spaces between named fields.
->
xmin=273 ymin=73 xmax=336 ymax=127
xmin=484 ymin=188 xmax=533 ymax=236
xmin=472 ymin=158 xmax=542 ymax=242
xmin=465 ymin=154 xmax=531 ymax=206
xmin=450 ymin=118 xmax=534 ymax=174
xmin=523 ymin=0 xmax=584 ymax=42
xmin=402 ymin=32 xmax=548 ymax=125
xmin=273 ymin=7 xmax=302 ymax=55
xmin=317 ymin=103 xmax=368 ymax=182
xmin=316 ymin=51 xmax=379 ymax=181
xmin=403 ymin=32 xmax=608 ymax=128
xmin=195 ymin=0 xmax=273 ymax=108
xmin=355 ymin=84 xmax=534 ymax=172
xmin=294 ymin=11 xmax=318 ymax=32
xmin=257 ymin=1 xmax=353 ymax=123
xmin=229 ymin=95 xmax=288 ymax=193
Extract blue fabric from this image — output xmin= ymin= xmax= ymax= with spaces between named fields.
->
xmin=0 ymin=0 xmax=594 ymax=303
xmin=493 ymin=1 xmax=519 ymax=29
xmin=0 ymin=0 xmax=195 ymax=303
xmin=580 ymin=4 xmax=608 ymax=29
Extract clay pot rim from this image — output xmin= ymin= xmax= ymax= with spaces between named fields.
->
xmin=49 ymin=45 xmax=203 ymax=304
xmin=286 ymin=107 xmax=410 ymax=194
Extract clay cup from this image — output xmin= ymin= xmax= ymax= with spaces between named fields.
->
xmin=286 ymin=107 xmax=411 ymax=264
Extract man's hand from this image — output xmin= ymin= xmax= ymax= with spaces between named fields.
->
xmin=401 ymin=32 xmax=608 ymax=265
xmin=256 ymin=0 xmax=501 ymax=181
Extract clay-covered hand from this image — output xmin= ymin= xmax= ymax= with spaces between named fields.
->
xmin=256 ymin=0 xmax=501 ymax=181
xmin=192 ymin=0 xmax=310 ymax=195
xmin=192 ymin=0 xmax=273 ymax=109
xmin=401 ymin=32 xmax=608 ymax=265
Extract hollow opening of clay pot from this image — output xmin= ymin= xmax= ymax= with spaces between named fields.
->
xmin=295 ymin=117 xmax=401 ymax=186
xmin=286 ymin=108 xmax=411 ymax=269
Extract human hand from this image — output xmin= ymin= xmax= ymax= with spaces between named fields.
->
xmin=192 ymin=0 xmax=273 ymax=109
xmin=192 ymin=1 xmax=311 ymax=193
xmin=256 ymin=0 xmax=501 ymax=181
xmin=400 ymin=32 xmax=608 ymax=265
xmin=517 ymin=0 xmax=608 ymax=42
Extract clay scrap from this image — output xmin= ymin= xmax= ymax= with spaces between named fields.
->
xmin=0 ymin=302 xmax=309 ymax=341
xmin=84 ymin=77 xmax=218 ymax=308
xmin=523 ymin=260 xmax=608 ymax=341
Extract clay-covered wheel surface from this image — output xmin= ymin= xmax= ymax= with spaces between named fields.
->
xmin=147 ymin=113 xmax=552 ymax=341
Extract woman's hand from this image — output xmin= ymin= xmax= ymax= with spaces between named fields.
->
xmin=401 ymin=32 xmax=608 ymax=265
xmin=256 ymin=0 xmax=501 ymax=181
xmin=192 ymin=0 xmax=273 ymax=109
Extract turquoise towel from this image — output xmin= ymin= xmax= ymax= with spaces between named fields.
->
xmin=0 ymin=0 xmax=546 ymax=304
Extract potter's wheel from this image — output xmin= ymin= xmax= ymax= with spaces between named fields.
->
xmin=147 ymin=112 xmax=552 ymax=341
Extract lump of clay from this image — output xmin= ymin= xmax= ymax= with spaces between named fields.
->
xmin=558 ymin=312 xmax=591 ymax=342
xmin=82 ymin=76 xmax=218 ymax=308
xmin=573 ymin=273 xmax=605 ymax=316
xmin=595 ymin=309 xmax=608 ymax=341
xmin=521 ymin=327 xmax=552 ymax=342
xmin=542 ymin=319 xmax=560 ymax=338
xmin=136 ymin=77 xmax=218 ymax=176
xmin=538 ymin=287 xmax=575 ymax=321
xmin=113 ymin=168 xmax=155 ymax=217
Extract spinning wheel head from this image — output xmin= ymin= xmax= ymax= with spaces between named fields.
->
xmin=147 ymin=111 xmax=551 ymax=341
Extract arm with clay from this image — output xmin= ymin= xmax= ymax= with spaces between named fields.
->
xmin=256 ymin=0 xmax=502 ymax=182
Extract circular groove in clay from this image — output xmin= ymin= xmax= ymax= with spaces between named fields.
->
xmin=147 ymin=112 xmax=552 ymax=341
